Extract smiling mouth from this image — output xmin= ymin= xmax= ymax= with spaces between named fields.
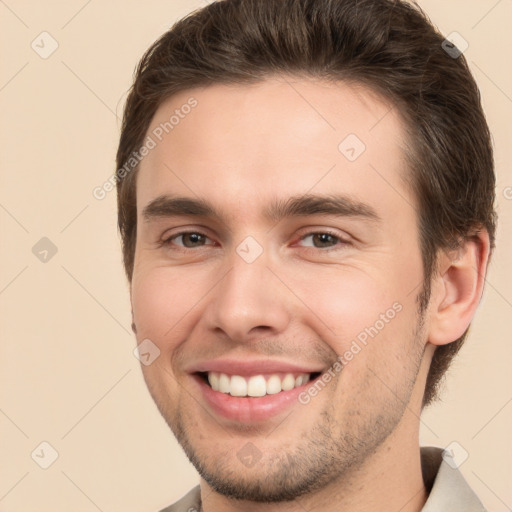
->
xmin=196 ymin=371 xmax=322 ymax=398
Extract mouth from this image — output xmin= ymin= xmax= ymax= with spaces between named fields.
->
xmin=192 ymin=370 xmax=325 ymax=423
xmin=189 ymin=360 xmax=329 ymax=422
xmin=196 ymin=370 xmax=323 ymax=397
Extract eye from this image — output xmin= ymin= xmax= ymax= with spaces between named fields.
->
xmin=297 ymin=231 xmax=348 ymax=249
xmin=162 ymin=231 xmax=214 ymax=249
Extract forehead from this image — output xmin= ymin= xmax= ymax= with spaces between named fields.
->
xmin=136 ymin=76 xmax=416 ymax=225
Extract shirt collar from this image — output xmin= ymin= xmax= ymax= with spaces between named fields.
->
xmin=420 ymin=446 xmax=486 ymax=511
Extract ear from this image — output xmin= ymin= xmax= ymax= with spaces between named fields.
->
xmin=129 ymin=285 xmax=137 ymax=334
xmin=427 ymin=230 xmax=491 ymax=346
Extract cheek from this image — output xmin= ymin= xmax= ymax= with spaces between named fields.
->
xmin=131 ymin=267 xmax=204 ymax=348
xmin=283 ymin=265 xmax=398 ymax=337
xmin=282 ymin=264 xmax=419 ymax=367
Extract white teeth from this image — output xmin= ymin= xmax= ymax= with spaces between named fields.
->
xmin=208 ymin=372 xmax=220 ymax=391
xmin=281 ymin=374 xmax=295 ymax=391
xmin=206 ymin=371 xmax=313 ymax=397
xmin=247 ymin=375 xmax=267 ymax=397
xmin=266 ymin=375 xmax=282 ymax=395
xmin=230 ymin=375 xmax=247 ymax=396
xmin=218 ymin=373 xmax=230 ymax=393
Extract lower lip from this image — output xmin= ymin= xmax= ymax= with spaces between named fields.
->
xmin=191 ymin=374 xmax=318 ymax=423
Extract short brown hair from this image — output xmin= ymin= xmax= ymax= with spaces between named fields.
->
xmin=116 ymin=0 xmax=496 ymax=407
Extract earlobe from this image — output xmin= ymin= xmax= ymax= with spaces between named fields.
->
xmin=428 ymin=231 xmax=491 ymax=347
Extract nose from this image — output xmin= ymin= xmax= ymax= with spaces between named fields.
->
xmin=202 ymin=247 xmax=291 ymax=343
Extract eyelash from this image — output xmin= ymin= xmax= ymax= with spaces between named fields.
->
xmin=159 ymin=229 xmax=350 ymax=252
xmin=160 ymin=231 xmax=215 ymax=250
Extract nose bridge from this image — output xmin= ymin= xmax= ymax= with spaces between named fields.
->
xmin=204 ymin=244 xmax=290 ymax=341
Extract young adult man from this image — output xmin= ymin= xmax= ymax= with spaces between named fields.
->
xmin=116 ymin=1 xmax=496 ymax=510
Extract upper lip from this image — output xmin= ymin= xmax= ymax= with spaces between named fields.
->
xmin=187 ymin=358 xmax=325 ymax=376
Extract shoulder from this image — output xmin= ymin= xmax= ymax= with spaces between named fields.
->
xmin=157 ymin=485 xmax=201 ymax=512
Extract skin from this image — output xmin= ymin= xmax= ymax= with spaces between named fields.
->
xmin=130 ymin=77 xmax=490 ymax=512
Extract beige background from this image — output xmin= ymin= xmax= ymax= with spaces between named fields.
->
xmin=0 ymin=1 xmax=511 ymax=510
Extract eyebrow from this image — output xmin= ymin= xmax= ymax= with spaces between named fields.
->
xmin=265 ymin=194 xmax=380 ymax=223
xmin=142 ymin=193 xmax=381 ymax=224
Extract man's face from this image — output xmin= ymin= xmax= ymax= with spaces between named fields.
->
xmin=131 ymin=77 xmax=430 ymax=501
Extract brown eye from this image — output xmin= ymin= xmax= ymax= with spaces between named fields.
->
xmin=299 ymin=232 xmax=343 ymax=249
xmin=163 ymin=231 xmax=213 ymax=248
xmin=180 ymin=233 xmax=208 ymax=248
